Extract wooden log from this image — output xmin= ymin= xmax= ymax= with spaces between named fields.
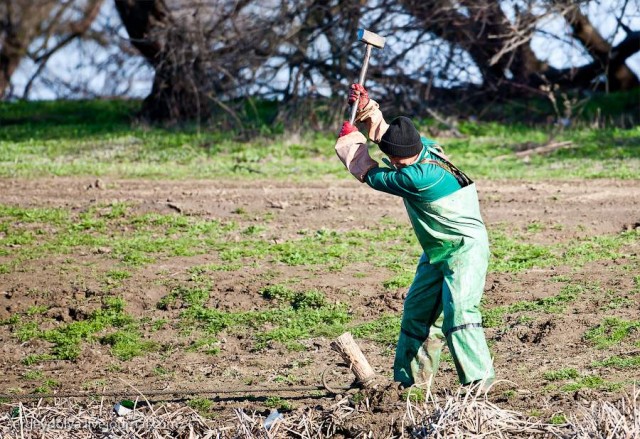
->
xmin=495 ymin=140 xmax=575 ymax=160
xmin=330 ymin=332 xmax=376 ymax=385
xmin=513 ymin=140 xmax=574 ymax=158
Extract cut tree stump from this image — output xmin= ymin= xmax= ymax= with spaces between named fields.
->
xmin=331 ymin=332 xmax=376 ymax=385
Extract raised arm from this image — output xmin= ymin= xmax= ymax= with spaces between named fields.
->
xmin=334 ymin=121 xmax=378 ymax=183
xmin=349 ymin=84 xmax=390 ymax=143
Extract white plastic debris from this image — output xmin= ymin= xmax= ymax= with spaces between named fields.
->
xmin=113 ymin=402 xmax=133 ymax=416
xmin=264 ymin=410 xmax=283 ymax=430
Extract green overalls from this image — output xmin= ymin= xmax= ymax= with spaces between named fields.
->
xmin=365 ymin=139 xmax=495 ymax=387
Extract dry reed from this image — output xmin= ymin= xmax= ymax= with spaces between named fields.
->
xmin=0 ymin=385 xmax=637 ymax=438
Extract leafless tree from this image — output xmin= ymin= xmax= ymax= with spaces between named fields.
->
xmin=397 ymin=0 xmax=639 ymax=96
xmin=112 ymin=0 xmax=638 ymax=125
xmin=0 ymin=0 xmax=105 ymax=98
xmin=547 ymin=0 xmax=639 ymax=92
xmin=114 ymin=0 xmax=278 ymax=123
xmin=3 ymin=0 xmax=638 ymax=125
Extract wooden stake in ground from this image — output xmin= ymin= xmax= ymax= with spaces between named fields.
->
xmin=331 ymin=332 xmax=376 ymax=385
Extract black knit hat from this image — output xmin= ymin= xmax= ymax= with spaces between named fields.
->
xmin=379 ymin=116 xmax=422 ymax=158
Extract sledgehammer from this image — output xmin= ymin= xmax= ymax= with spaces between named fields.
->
xmin=348 ymin=29 xmax=386 ymax=125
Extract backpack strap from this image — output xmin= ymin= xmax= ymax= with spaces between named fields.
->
xmin=421 ymin=145 xmax=473 ymax=188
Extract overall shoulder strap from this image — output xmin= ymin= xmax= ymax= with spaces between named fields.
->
xmin=421 ymin=145 xmax=473 ymax=187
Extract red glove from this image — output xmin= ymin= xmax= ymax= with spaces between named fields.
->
xmin=348 ymin=83 xmax=369 ymax=111
xmin=338 ymin=121 xmax=358 ymax=137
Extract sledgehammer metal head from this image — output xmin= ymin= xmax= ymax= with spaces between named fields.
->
xmin=357 ymin=29 xmax=386 ymax=50
xmin=349 ymin=28 xmax=386 ymax=124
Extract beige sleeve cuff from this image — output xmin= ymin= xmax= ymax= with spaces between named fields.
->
xmin=355 ymin=99 xmax=389 ymax=144
xmin=335 ymin=131 xmax=378 ymax=182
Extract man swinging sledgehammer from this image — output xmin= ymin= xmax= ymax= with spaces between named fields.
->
xmin=334 ymin=84 xmax=495 ymax=390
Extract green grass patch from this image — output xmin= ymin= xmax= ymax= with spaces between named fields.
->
xmin=600 ymin=295 xmax=634 ymax=311
xmin=0 ymin=202 xmax=414 ymax=273
xmin=99 ymin=330 xmax=158 ymax=361
xmin=26 ymin=305 xmax=48 ymax=316
xmin=274 ymin=374 xmax=300 ymax=385
xmin=4 ymin=198 xmax=634 ymax=281
xmin=214 ymin=226 xmax=416 ymax=270
xmin=489 ymin=232 xmax=555 ymax=272
xmin=289 ymin=290 xmax=327 ymax=310
xmin=264 ymin=396 xmax=293 ymax=411
xmin=483 ymin=283 xmax=586 ymax=328
xmin=402 ymin=387 xmax=427 ymax=403
xmin=584 ymin=317 xmax=640 ymax=349
xmin=261 ymin=284 xmax=296 ymax=302
xmin=34 ymin=379 xmax=60 ymax=394
xmin=7 ymin=297 xmax=144 ymax=361
xmin=165 ymin=284 xmax=400 ymax=351
xmin=543 ymin=368 xmax=579 ymax=381
xmin=562 ymin=231 xmax=639 ymax=263
xmin=105 ymin=269 xmax=132 ymax=281
xmin=151 ymin=319 xmax=168 ymax=331
xmin=187 ymin=336 xmax=221 ymax=355
xmin=525 ymin=221 xmax=545 ymax=233
xmin=559 ymin=375 xmax=622 ymax=392
xmin=22 ymin=370 xmax=44 ymax=380
xmin=450 ymin=119 xmax=640 ymax=180
xmin=2 ymin=98 xmax=638 ymax=180
xmin=157 ymin=286 xmax=210 ymax=310
xmin=0 ymin=205 xmax=69 ymax=224
xmin=21 ymin=354 xmax=54 ymax=366
xmin=592 ymin=355 xmax=640 ymax=369
xmin=178 ymin=287 xmax=349 ymax=351
xmin=188 ymin=263 xmax=242 ymax=275
xmin=489 ymin=228 xmax=639 ymax=274
xmin=383 ymin=272 xmax=414 ymax=290
xmin=0 ymin=203 xmax=240 ymax=270
xmin=187 ymin=397 xmax=213 ymax=416
xmin=158 ymin=283 xmax=423 ymax=353
xmin=351 ymin=315 xmax=401 ymax=345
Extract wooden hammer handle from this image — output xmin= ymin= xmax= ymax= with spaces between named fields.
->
xmin=349 ymin=44 xmax=373 ymax=125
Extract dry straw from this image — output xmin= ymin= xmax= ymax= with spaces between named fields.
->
xmin=567 ymin=385 xmax=640 ymax=439
xmin=0 ymin=385 xmax=638 ymax=438
xmin=403 ymin=381 xmax=564 ymax=438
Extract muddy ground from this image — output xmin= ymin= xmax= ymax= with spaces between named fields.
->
xmin=0 ymin=176 xmax=639 ymax=435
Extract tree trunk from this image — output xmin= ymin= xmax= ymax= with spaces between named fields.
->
xmin=142 ymin=42 xmax=211 ymax=122
xmin=0 ymin=39 xmax=23 ymax=98
xmin=0 ymin=0 xmax=59 ymax=98
xmin=558 ymin=2 xmax=639 ymax=91
xmin=114 ymin=0 xmax=211 ymax=122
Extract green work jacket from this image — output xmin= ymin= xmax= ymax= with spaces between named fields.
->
xmin=365 ymin=138 xmax=489 ymax=264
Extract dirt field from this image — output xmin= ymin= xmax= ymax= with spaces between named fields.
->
xmin=1 ymin=176 xmax=639 ymax=435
